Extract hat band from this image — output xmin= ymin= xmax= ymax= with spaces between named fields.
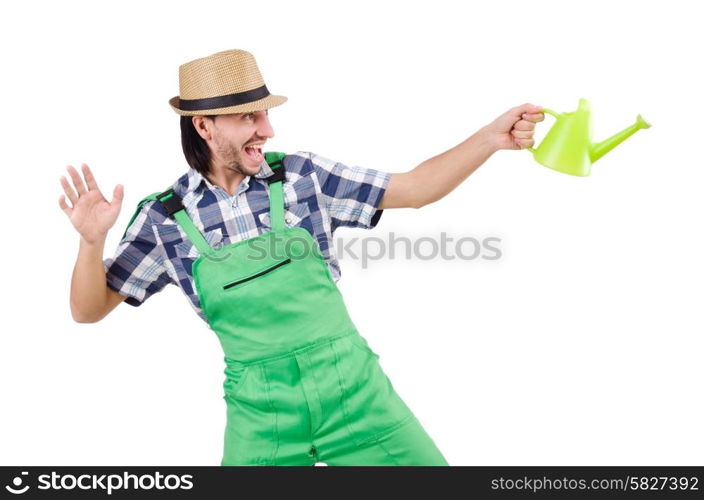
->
xmin=178 ymin=85 xmax=270 ymax=111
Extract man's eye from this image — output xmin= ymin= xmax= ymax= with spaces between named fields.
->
xmin=245 ymin=113 xmax=254 ymax=120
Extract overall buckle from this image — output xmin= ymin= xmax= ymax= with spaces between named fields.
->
xmin=265 ymin=165 xmax=286 ymax=184
xmin=156 ymin=188 xmax=185 ymax=219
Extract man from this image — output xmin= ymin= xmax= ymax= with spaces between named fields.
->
xmin=59 ymin=49 xmax=543 ymax=465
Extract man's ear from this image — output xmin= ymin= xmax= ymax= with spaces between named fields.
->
xmin=192 ymin=115 xmax=214 ymax=141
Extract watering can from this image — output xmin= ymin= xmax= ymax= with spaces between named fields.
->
xmin=527 ymin=98 xmax=651 ymax=176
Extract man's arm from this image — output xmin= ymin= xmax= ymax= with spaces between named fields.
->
xmin=60 ymin=164 xmax=127 ymax=323
xmin=379 ymin=103 xmax=544 ymax=209
xmin=70 ymin=235 xmax=127 ymax=323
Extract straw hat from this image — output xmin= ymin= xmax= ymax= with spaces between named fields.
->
xmin=169 ymin=49 xmax=287 ymax=116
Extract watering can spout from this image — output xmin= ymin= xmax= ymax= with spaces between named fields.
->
xmin=590 ymin=114 xmax=651 ymax=163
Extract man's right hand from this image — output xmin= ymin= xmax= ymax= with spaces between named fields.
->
xmin=59 ymin=164 xmax=124 ymax=244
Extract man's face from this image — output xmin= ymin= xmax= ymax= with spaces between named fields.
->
xmin=204 ymin=109 xmax=274 ymax=176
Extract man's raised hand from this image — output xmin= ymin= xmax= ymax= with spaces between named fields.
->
xmin=59 ymin=164 xmax=124 ymax=244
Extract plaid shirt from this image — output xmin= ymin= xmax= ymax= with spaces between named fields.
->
xmin=103 ymin=151 xmax=391 ymax=322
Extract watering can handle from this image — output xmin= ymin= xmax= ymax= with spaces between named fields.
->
xmin=526 ymin=108 xmax=560 ymax=153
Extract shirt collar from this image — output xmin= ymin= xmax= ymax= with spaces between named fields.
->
xmin=184 ymin=160 xmax=276 ymax=196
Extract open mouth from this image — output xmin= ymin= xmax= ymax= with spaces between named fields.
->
xmin=244 ymin=144 xmax=263 ymax=163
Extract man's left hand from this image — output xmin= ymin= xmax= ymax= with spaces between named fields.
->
xmin=483 ymin=103 xmax=544 ymax=151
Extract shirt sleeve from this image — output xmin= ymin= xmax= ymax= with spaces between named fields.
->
xmin=102 ymin=201 xmax=173 ymax=307
xmin=307 ymin=152 xmax=392 ymax=231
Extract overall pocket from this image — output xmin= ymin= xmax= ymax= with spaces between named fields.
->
xmin=221 ymin=362 xmax=278 ymax=465
xmin=222 ymin=258 xmax=292 ymax=290
xmin=222 ymin=360 xmax=251 ymax=401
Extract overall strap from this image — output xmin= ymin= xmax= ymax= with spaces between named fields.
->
xmin=264 ymin=152 xmax=286 ymax=232
xmin=155 ymin=189 xmax=213 ymax=255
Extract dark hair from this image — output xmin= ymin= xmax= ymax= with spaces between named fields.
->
xmin=180 ymin=115 xmax=216 ymax=175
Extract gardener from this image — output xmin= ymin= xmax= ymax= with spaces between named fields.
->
xmin=59 ymin=49 xmax=543 ymax=466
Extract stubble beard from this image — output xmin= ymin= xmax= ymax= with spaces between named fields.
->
xmin=214 ymin=136 xmax=261 ymax=177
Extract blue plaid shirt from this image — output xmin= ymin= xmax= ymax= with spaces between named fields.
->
xmin=103 ymin=152 xmax=391 ymax=322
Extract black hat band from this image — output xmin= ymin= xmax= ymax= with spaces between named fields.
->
xmin=178 ymin=85 xmax=270 ymax=111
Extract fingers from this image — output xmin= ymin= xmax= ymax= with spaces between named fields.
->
xmin=513 ymin=119 xmax=535 ymax=131
xmin=111 ymin=184 xmax=124 ymax=205
xmin=514 ymin=138 xmax=535 ymax=149
xmin=60 ymin=174 xmax=79 ymax=206
xmin=522 ymin=112 xmax=544 ymax=123
xmin=512 ymin=116 xmax=542 ymax=145
xmin=512 ymin=102 xmax=543 ymax=117
xmin=81 ymin=163 xmax=99 ymax=191
xmin=510 ymin=104 xmax=543 ymax=148
xmin=58 ymin=194 xmax=72 ymax=217
xmin=510 ymin=103 xmax=544 ymax=126
xmin=511 ymin=129 xmax=534 ymax=139
xmin=66 ymin=165 xmax=88 ymax=196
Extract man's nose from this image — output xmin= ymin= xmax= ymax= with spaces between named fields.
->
xmin=258 ymin=114 xmax=275 ymax=138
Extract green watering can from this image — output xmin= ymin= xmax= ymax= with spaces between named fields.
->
xmin=527 ymin=98 xmax=651 ymax=176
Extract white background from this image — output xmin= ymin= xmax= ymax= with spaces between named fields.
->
xmin=1 ymin=0 xmax=702 ymax=465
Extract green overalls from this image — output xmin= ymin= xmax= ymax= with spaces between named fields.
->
xmin=134 ymin=153 xmax=448 ymax=466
